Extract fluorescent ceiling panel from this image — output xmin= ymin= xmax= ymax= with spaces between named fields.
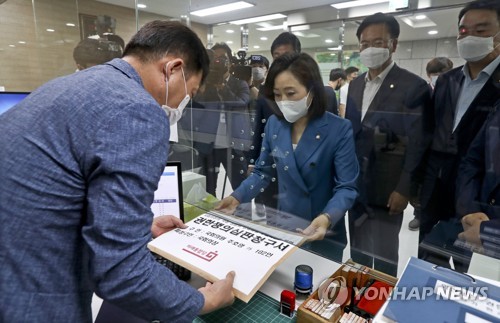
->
xmin=401 ymin=16 xmax=436 ymax=28
xmin=191 ymin=1 xmax=254 ymax=17
xmin=230 ymin=14 xmax=286 ymax=25
xmin=331 ymin=0 xmax=388 ymax=9
xmin=256 ymin=25 xmax=287 ymax=31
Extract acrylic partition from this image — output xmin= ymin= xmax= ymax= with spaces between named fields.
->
xmin=2 ymin=0 xmax=496 ymax=282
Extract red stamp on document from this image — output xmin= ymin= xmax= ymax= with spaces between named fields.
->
xmin=182 ymin=244 xmax=219 ymax=262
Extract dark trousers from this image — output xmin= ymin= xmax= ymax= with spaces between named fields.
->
xmin=419 ymin=151 xmax=459 ymax=244
xmin=349 ymin=205 xmax=404 ymax=277
xmin=419 ymin=176 xmax=456 ymax=244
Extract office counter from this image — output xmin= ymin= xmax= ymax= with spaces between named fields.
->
xmin=92 ymin=248 xmax=340 ymax=321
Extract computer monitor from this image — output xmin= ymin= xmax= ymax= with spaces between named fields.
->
xmin=0 ymin=92 xmax=30 ymax=115
xmin=151 ymin=161 xmax=184 ymax=221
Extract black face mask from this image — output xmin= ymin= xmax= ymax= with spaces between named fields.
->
xmin=335 ymin=83 xmax=342 ymax=91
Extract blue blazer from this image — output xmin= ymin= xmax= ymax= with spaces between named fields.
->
xmin=232 ymin=112 xmax=359 ymax=229
xmin=249 ymin=87 xmax=339 ymax=165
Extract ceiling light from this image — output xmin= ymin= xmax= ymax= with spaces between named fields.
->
xmin=290 ymin=25 xmax=310 ymax=32
xmin=66 ymin=23 xmax=76 ymax=27
xmin=328 ymin=46 xmax=342 ymax=50
xmin=331 ymin=0 xmax=388 ymax=9
xmin=18 ymin=41 xmax=26 ymax=44
xmin=191 ymin=1 xmax=254 ymax=17
xmin=9 ymin=44 xmax=15 ymax=48
xmin=226 ymin=29 xmax=234 ymax=33
xmin=46 ymin=28 xmax=55 ymax=32
xmin=253 ymin=45 xmax=260 ymax=49
xmin=325 ymin=39 xmax=334 ymax=43
xmin=137 ymin=4 xmax=147 ymax=9
xmin=230 ymin=14 xmax=286 ymax=25
xmin=428 ymin=30 xmax=438 ymax=35
xmin=292 ymin=31 xmax=320 ymax=38
xmin=401 ymin=16 xmax=436 ymax=28
xmin=226 ymin=40 xmax=234 ymax=44
xmin=256 ymin=25 xmax=287 ymax=31
xmin=415 ymin=14 xmax=426 ymax=20
xmin=260 ymin=37 xmax=268 ymax=41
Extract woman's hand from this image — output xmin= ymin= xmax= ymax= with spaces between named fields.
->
xmin=215 ymin=196 xmax=240 ymax=214
xmin=297 ymin=213 xmax=330 ymax=241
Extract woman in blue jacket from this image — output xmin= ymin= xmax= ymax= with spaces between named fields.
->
xmin=217 ymin=52 xmax=359 ymax=262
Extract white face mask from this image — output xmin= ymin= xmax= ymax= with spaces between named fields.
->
xmin=252 ymin=67 xmax=266 ymax=82
xmin=276 ymin=92 xmax=311 ymax=123
xmin=162 ymin=66 xmax=190 ymax=125
xmin=360 ymin=47 xmax=390 ymax=69
xmin=457 ymin=33 xmax=499 ymax=62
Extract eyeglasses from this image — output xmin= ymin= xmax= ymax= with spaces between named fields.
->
xmin=359 ymin=39 xmax=392 ymax=50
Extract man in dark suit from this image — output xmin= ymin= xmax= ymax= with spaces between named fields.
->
xmin=418 ymin=0 xmax=500 ymax=248
xmin=456 ymin=101 xmax=500 ymax=258
xmin=345 ymin=12 xmax=431 ymax=276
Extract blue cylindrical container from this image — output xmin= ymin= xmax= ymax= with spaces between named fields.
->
xmin=294 ymin=264 xmax=313 ymax=295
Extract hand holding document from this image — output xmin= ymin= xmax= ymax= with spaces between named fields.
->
xmin=148 ymin=212 xmax=304 ymax=302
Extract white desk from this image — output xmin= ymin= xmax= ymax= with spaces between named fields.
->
xmin=467 ymin=252 xmax=500 ymax=284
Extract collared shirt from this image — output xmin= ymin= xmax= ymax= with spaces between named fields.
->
xmin=0 ymin=58 xmax=204 ymax=322
xmin=453 ymin=55 xmax=500 ymax=131
xmin=362 ymin=61 xmax=395 ymax=120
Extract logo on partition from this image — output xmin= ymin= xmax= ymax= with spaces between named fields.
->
xmin=183 ymin=244 xmax=218 ymax=262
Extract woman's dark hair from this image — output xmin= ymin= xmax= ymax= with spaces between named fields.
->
xmin=263 ymin=52 xmax=326 ymax=121
xmin=123 ymin=20 xmax=209 ymax=82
